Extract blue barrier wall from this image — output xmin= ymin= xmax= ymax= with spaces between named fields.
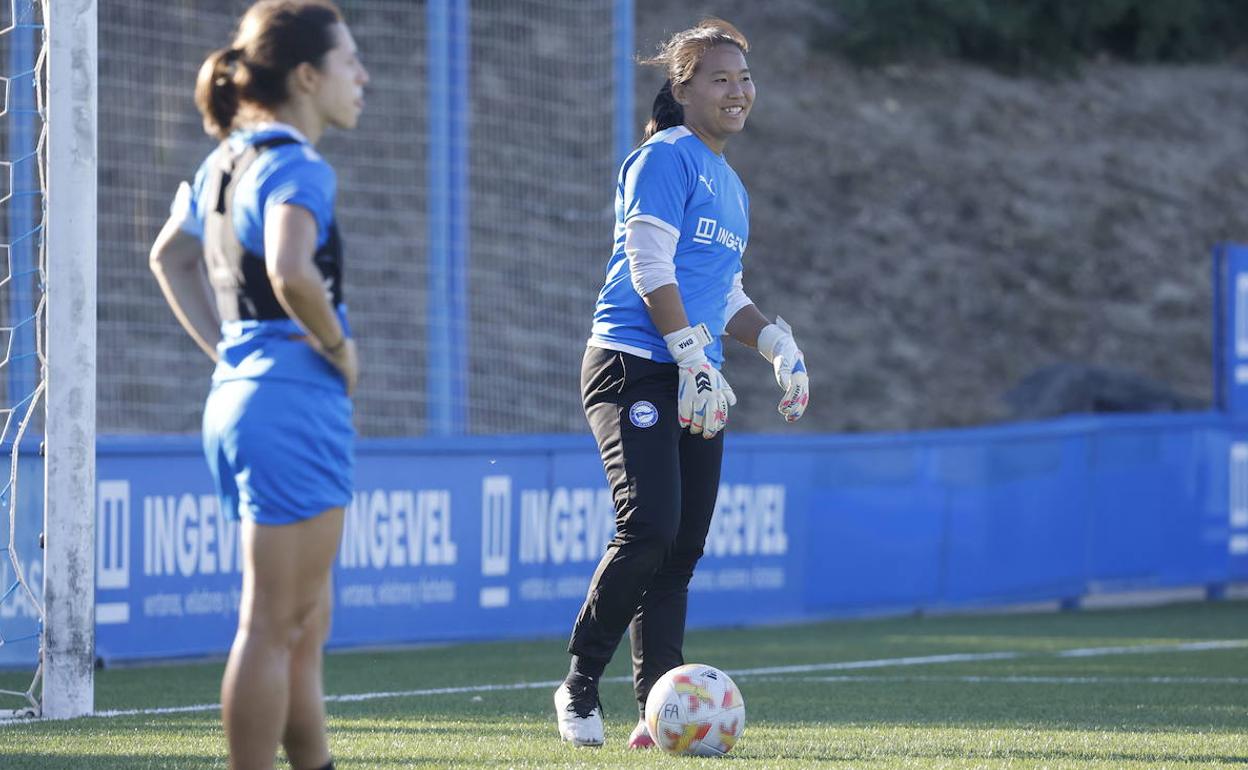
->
xmin=1 ymin=412 xmax=1240 ymax=665
xmin=0 ymin=452 xmax=44 ymax=664
xmin=85 ymin=413 xmax=1244 ymax=662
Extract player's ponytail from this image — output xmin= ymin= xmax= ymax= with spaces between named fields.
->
xmin=642 ymin=81 xmax=683 ymax=143
xmin=195 ymin=0 xmax=344 ymax=140
xmin=639 ymin=17 xmax=749 ymax=144
xmin=196 ymin=47 xmax=243 ymax=140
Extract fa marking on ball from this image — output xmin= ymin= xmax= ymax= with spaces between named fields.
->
xmin=630 ymin=400 xmax=658 ymax=428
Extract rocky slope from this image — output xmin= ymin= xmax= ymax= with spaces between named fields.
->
xmin=638 ymin=0 xmax=1247 ymax=432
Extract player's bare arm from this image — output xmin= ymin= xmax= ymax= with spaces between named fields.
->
xmin=149 ymin=215 xmax=222 ymax=362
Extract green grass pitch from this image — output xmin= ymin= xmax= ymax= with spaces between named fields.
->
xmin=2 ymin=600 xmax=1245 ymax=768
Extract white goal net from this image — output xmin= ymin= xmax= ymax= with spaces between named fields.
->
xmin=4 ymin=0 xmax=623 ymax=718
xmin=0 ymin=0 xmax=96 ymax=720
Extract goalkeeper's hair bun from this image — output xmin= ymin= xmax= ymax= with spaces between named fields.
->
xmin=195 ymin=0 xmax=343 ymax=139
xmin=639 ymin=18 xmax=749 ymax=143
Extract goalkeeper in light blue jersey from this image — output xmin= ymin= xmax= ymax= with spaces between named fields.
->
xmin=555 ymin=18 xmax=811 ymax=750
xmin=148 ymin=2 xmax=367 ymax=769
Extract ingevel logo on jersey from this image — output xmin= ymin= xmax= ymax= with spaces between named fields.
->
xmin=693 ymin=217 xmax=717 ymax=244
xmin=691 ymin=217 xmax=746 ymax=255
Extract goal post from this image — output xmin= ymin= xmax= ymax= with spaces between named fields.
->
xmin=40 ymin=0 xmax=96 ymax=720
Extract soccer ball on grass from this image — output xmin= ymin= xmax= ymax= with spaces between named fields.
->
xmin=643 ymin=663 xmax=745 ymax=756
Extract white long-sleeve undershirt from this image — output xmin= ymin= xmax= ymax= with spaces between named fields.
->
xmin=724 ymin=270 xmax=752 ymax=323
xmin=625 ymin=216 xmax=680 ymax=296
xmin=626 ymin=216 xmax=754 ymax=320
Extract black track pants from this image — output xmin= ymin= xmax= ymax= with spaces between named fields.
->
xmin=567 ymin=346 xmax=723 ymax=713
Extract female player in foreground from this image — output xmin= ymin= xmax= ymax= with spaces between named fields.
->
xmin=148 ymin=1 xmax=367 ymax=768
xmin=554 ymin=17 xmax=810 ymax=748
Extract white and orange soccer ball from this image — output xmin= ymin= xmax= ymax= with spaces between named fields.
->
xmin=643 ymin=663 xmax=745 ymax=756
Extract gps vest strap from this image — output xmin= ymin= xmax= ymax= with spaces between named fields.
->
xmin=202 ymin=136 xmax=343 ymax=322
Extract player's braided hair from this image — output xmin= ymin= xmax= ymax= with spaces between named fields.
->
xmin=639 ymin=18 xmax=749 ymax=143
xmin=196 ymin=0 xmax=343 ymax=140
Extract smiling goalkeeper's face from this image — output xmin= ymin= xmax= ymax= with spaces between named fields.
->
xmin=310 ymin=23 xmax=370 ymax=131
xmin=672 ymin=44 xmax=754 ymax=153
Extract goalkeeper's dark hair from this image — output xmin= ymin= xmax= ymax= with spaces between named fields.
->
xmin=639 ymin=18 xmax=749 ymax=144
xmin=196 ymin=0 xmax=344 ymax=140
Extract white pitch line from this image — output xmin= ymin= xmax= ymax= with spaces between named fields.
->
xmin=752 ymin=675 xmax=1248 ymax=685
xmin=725 ymin=651 xmax=1023 ymax=677
xmin=92 ymin=679 xmax=580 ymax=718
xmin=1056 ymin=639 xmax=1248 ymax=657
xmin=77 ymin=638 xmax=1247 ymax=720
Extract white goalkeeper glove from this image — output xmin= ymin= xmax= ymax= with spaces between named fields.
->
xmin=756 ymin=316 xmax=809 ymax=423
xmin=665 ymin=322 xmax=737 ymax=439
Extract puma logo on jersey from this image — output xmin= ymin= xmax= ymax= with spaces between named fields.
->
xmin=698 ymin=174 xmax=716 ymax=196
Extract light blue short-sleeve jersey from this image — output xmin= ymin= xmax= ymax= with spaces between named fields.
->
xmin=589 ymin=125 xmax=749 ymax=368
xmin=182 ymin=124 xmax=337 ymax=253
xmin=179 ymin=123 xmax=348 ymax=389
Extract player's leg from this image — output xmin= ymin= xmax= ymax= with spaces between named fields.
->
xmin=567 ymin=350 xmax=683 ymax=662
xmin=627 ymin=428 xmax=724 ymax=727
xmin=206 ymin=378 xmax=353 ymax=770
xmin=222 ymin=506 xmax=344 ymax=770
xmin=281 ymin=570 xmax=337 ymax=770
xmin=558 ymin=348 xmax=682 ymax=745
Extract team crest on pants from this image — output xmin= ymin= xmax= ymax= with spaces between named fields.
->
xmin=629 ymin=400 xmax=658 ymax=428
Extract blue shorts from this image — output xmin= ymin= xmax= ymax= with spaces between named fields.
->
xmin=203 ymin=378 xmax=354 ymax=525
